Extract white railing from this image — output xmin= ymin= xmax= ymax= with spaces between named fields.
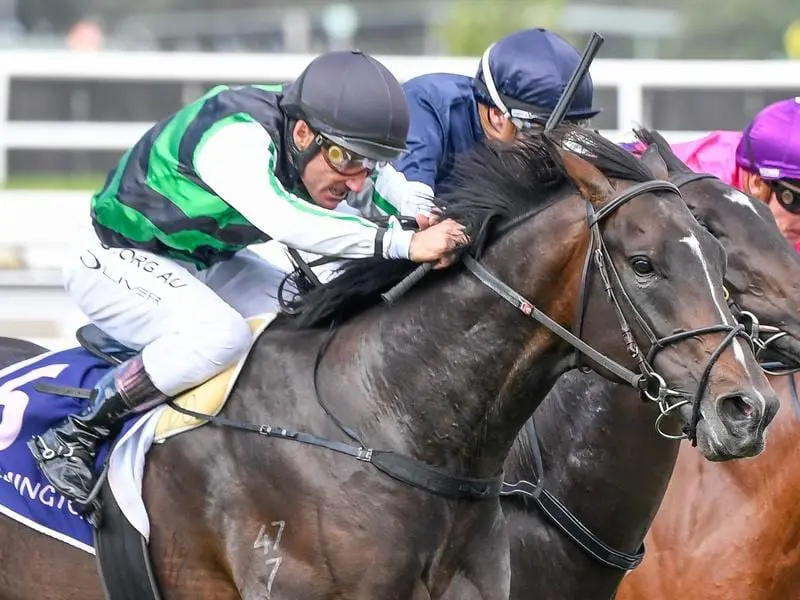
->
xmin=2 ymin=50 xmax=800 ymax=182
xmin=2 ymin=51 xmax=800 ymax=343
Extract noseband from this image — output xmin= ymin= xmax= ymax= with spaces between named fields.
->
xmin=497 ymin=169 xmax=782 ymax=571
xmin=736 ymin=307 xmax=798 ymax=375
xmin=464 ymin=176 xmax=751 ymax=444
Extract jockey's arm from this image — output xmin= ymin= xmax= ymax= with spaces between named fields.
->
xmin=345 ymin=163 xmax=435 ymax=221
xmin=391 ymin=92 xmax=445 ymax=199
xmin=193 ymin=120 xmax=413 ymax=260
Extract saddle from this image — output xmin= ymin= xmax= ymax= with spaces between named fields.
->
xmin=74 ymin=322 xmax=267 ymax=443
xmin=77 ymin=325 xmax=137 ymax=366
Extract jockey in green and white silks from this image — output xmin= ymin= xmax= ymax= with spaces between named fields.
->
xmin=27 ymin=50 xmax=468 ymax=508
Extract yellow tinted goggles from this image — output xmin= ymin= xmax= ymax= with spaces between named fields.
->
xmin=315 ymin=135 xmax=383 ymax=174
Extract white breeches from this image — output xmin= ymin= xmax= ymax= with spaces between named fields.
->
xmin=63 ymin=223 xmax=344 ymax=396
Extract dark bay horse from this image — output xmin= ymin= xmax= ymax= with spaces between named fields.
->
xmin=614 ymin=137 xmax=800 ymax=598
xmin=0 ymin=337 xmax=47 ymax=365
xmin=0 ymin=128 xmax=779 ymax=599
xmin=452 ymin=128 xmax=800 ymax=600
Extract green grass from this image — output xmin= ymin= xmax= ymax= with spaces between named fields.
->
xmin=3 ymin=173 xmax=106 ymax=190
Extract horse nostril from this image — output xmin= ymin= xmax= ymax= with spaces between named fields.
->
xmin=718 ymin=393 xmax=757 ymax=423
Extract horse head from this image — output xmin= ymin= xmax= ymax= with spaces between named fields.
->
xmin=537 ymin=128 xmax=778 ymax=461
xmin=634 ymin=127 xmax=800 ymax=375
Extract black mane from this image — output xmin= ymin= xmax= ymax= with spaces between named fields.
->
xmin=284 ymin=125 xmax=656 ymax=329
xmin=633 ymin=127 xmax=692 ymax=173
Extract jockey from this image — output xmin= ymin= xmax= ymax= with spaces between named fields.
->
xmin=27 ymin=50 xmax=468 ymax=506
xmin=623 ymin=97 xmax=800 ymax=250
xmin=394 ymin=27 xmax=601 ymax=197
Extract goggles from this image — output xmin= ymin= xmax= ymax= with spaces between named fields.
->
xmin=510 ymin=114 xmax=590 ymax=131
xmin=771 ymin=179 xmax=800 ymax=215
xmin=315 ymin=134 xmax=385 ymax=176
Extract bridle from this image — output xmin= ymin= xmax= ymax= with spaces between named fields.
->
xmin=670 ymin=171 xmax=800 ymax=378
xmin=497 ymin=168 xmax=794 ymax=571
xmin=169 ymin=168 xmax=752 ymax=507
xmin=462 ymin=175 xmax=750 ymax=445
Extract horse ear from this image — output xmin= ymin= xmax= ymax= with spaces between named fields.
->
xmin=640 ymin=144 xmax=669 ymax=181
xmin=559 ymin=150 xmax=615 ymax=206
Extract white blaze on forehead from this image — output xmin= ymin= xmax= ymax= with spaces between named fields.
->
xmin=681 ymin=232 xmax=753 ymax=372
xmin=680 ymin=233 xmax=731 ymax=325
xmin=724 ymin=189 xmax=760 ymax=217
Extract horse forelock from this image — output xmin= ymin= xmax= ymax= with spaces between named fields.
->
xmin=285 ymin=125 xmax=658 ymax=330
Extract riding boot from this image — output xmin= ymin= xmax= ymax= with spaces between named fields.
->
xmin=27 ymin=354 xmax=168 ymax=507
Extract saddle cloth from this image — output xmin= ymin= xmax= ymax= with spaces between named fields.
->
xmin=0 ymin=314 xmax=276 ymax=554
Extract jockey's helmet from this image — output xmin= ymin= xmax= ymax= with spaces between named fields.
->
xmin=473 ymin=28 xmax=601 ymax=128
xmin=736 ymin=97 xmax=800 ymax=183
xmin=281 ymin=50 xmax=409 ymax=163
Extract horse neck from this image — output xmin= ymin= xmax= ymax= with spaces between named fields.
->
xmin=498 ymin=373 xmax=681 ymax=600
xmin=615 ymin=376 xmax=800 ymax=600
xmin=506 ymin=370 xmax=680 ymax=588
xmin=343 ymin=201 xmax=590 ymax=479
xmin=720 ymin=373 xmax=800 ymax=522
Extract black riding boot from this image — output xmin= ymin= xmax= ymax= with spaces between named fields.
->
xmin=27 ymin=354 xmax=168 ymax=507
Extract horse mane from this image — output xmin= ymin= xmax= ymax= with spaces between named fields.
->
xmin=283 ymin=124 xmax=656 ymax=330
xmin=633 ymin=127 xmax=693 ymax=173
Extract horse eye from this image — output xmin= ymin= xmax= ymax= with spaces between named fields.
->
xmin=631 ymin=257 xmax=654 ymax=276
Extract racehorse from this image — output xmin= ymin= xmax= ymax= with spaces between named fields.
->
xmin=443 ymin=128 xmax=800 ymax=600
xmin=615 ymin=373 xmax=800 ymax=600
xmin=0 ymin=127 xmax=779 ymax=600
xmin=612 ymin=141 xmax=800 ymax=599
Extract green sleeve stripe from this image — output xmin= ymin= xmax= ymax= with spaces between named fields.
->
xmin=370 ymin=173 xmax=400 ymax=217
xmin=372 ymin=192 xmax=399 ymax=216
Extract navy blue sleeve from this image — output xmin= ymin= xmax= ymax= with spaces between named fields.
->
xmin=393 ymin=90 xmax=446 ymax=192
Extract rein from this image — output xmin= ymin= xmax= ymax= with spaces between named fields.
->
xmin=459 ymin=177 xmax=749 ymax=444
xmin=500 ymin=169 xmax=798 ymax=572
xmin=160 ymin=175 xmax=743 ymax=504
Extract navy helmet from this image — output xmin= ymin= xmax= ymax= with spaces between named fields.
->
xmin=473 ymin=28 xmax=601 ymax=126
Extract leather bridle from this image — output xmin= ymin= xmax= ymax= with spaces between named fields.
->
xmin=463 ymin=176 xmax=750 ymax=444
